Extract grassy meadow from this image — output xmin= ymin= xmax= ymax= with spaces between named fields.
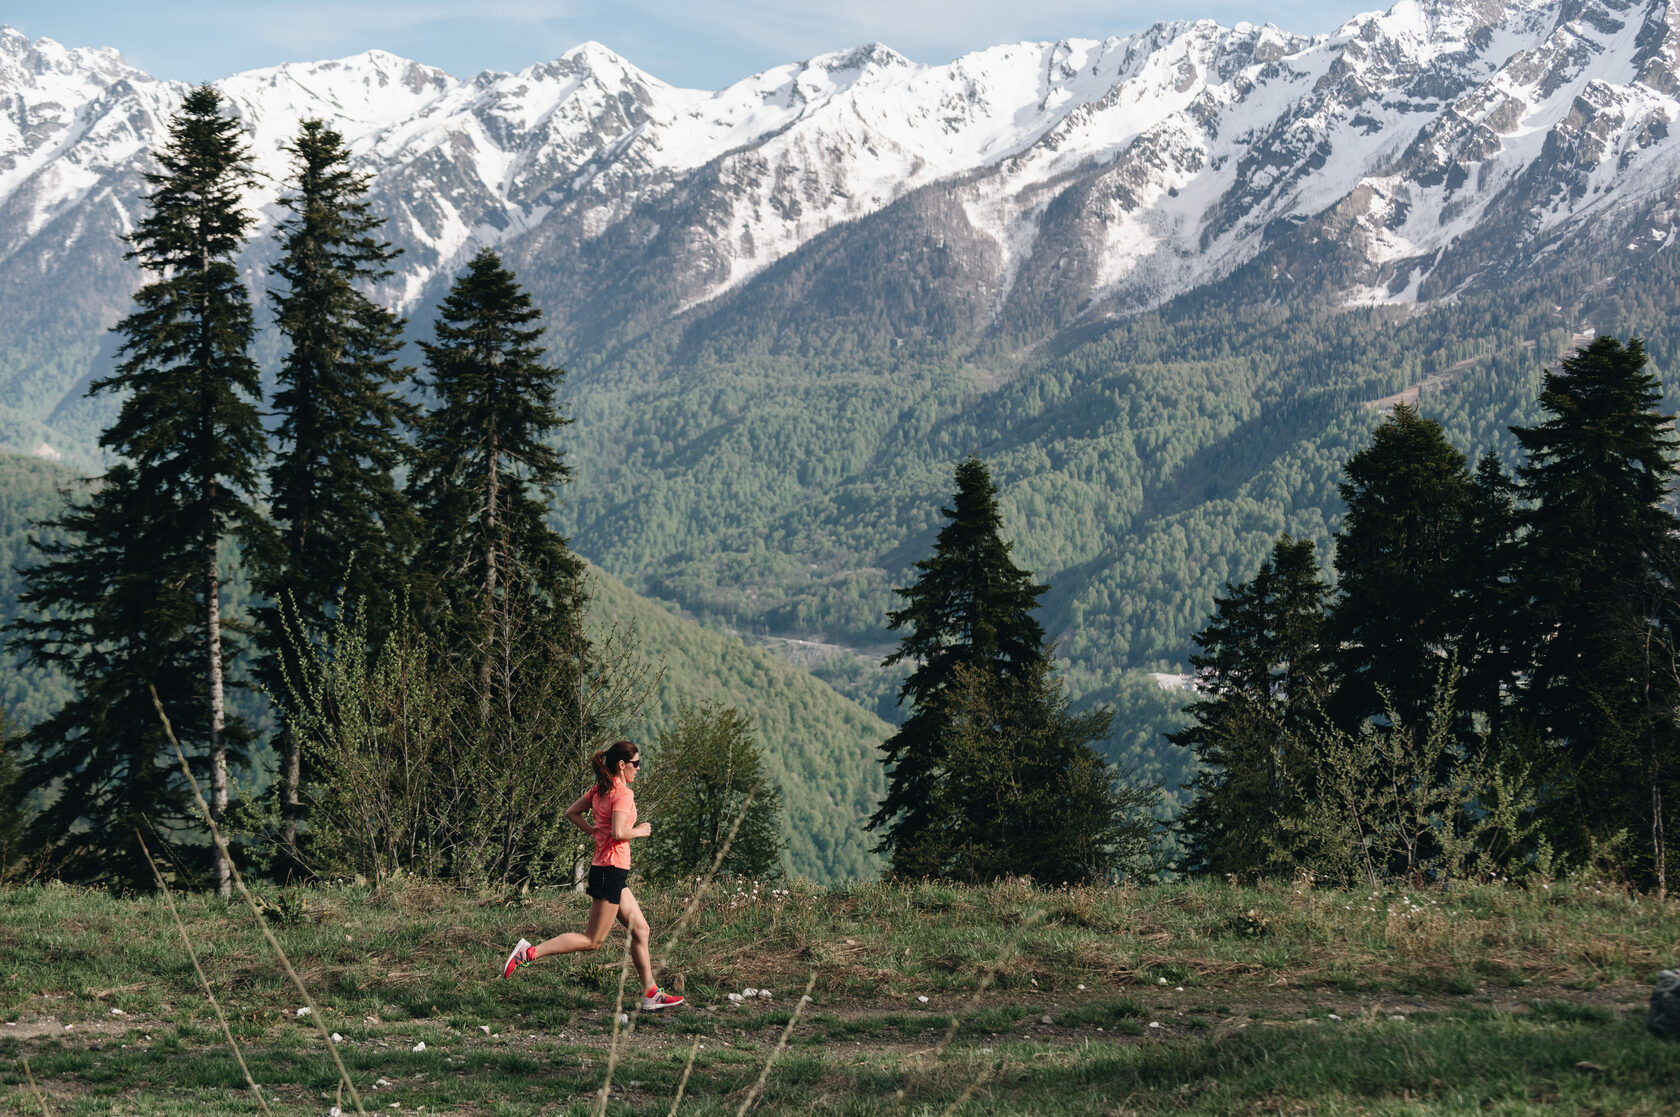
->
xmin=2 ymin=874 xmax=1677 ymax=1114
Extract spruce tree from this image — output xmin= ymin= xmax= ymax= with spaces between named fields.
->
xmin=1171 ymin=535 xmax=1330 ymax=876
xmin=1511 ymin=336 xmax=1680 ymax=881
xmin=406 ymin=249 xmax=586 ymax=705
xmin=7 ymin=466 xmax=210 ymax=888
xmin=867 ymin=457 xmax=1049 ymax=878
xmin=10 ymin=87 xmax=263 ymax=894
xmin=256 ymin=119 xmax=415 ymax=863
xmin=1326 ymin=404 xmax=1475 ymax=730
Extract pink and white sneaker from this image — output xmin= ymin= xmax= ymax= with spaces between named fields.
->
xmin=500 ymin=938 xmax=532 ymax=979
xmin=643 ymin=988 xmax=685 ymax=1011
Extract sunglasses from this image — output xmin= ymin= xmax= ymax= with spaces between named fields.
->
xmin=628 ymin=759 xmax=641 ymax=768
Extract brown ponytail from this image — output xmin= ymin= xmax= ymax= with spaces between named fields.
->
xmin=592 ymin=739 xmax=638 ymax=794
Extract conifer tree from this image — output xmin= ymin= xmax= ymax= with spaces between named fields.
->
xmin=256 ymin=119 xmax=415 ymax=862
xmin=1326 ymin=404 xmax=1475 ymax=730
xmin=1171 ymin=535 xmax=1329 ymax=876
xmin=7 ymin=466 xmax=210 ymax=888
xmin=406 ymin=249 xmax=587 ymax=703
xmin=867 ymin=457 xmax=1049 ymax=878
xmin=1511 ymin=336 xmax=1680 ymax=880
xmin=11 ymin=87 xmax=263 ymax=894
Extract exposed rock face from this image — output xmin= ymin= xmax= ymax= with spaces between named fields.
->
xmin=1651 ymin=970 xmax=1680 ymax=1039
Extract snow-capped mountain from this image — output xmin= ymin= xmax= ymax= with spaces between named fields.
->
xmin=1 ymin=0 xmax=1678 ymax=453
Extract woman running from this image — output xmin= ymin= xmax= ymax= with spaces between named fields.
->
xmin=499 ymin=739 xmax=684 ymax=1011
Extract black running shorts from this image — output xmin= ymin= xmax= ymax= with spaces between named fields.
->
xmin=586 ymin=864 xmax=630 ymax=904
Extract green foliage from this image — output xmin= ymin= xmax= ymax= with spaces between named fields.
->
xmin=0 ymin=707 xmax=22 ymax=881
xmin=408 ymin=248 xmax=585 ymax=648
xmin=256 ymin=117 xmax=416 ymax=664
xmin=1328 ymin=404 xmax=1476 ymax=729
xmin=256 ymin=118 xmax=419 ymax=870
xmin=937 ymin=658 xmax=1160 ymax=884
xmin=1273 ymin=670 xmax=1540 ymax=887
xmin=86 ymin=84 xmax=266 ymax=892
xmin=275 ymin=590 xmax=657 ymax=889
xmin=1171 ymin=536 xmax=1329 ymax=877
xmin=872 ymin=457 xmax=1050 ymax=877
xmin=0 ymin=453 xmax=76 ymax=726
xmin=4 ymin=464 xmax=230 ymax=889
xmin=583 ymin=567 xmax=888 ymax=883
xmin=638 ymin=704 xmax=786 ymax=883
xmin=1511 ymin=336 xmax=1680 ymax=874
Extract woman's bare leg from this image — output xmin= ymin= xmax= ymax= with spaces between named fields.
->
xmin=614 ymin=887 xmax=655 ymax=991
xmin=529 ymin=899 xmax=617 ymax=959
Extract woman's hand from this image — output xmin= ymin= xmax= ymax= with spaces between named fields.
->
xmin=632 ymin=822 xmax=651 ymax=839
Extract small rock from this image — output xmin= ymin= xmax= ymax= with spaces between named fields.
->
xmin=1175 ymin=987 xmax=1184 ymax=992
xmin=330 ymin=1109 xmax=342 ymax=1117
xmin=1389 ymin=1015 xmax=1406 ymax=1023
xmin=727 ymin=992 xmax=745 ymax=1003
xmin=1148 ymin=1021 xmax=1162 ymax=1029
xmin=63 ymin=1023 xmax=73 ymax=1030
xmin=478 ymin=1025 xmax=491 ymax=1035
xmin=743 ymin=988 xmax=759 ymax=998
xmin=1328 ymin=1014 xmax=1341 ymax=1021
xmin=412 ymin=1041 xmax=426 ymax=1052
xmin=1575 ymin=1060 xmax=1608 ymax=1074
xmin=376 ymin=1078 xmax=394 ymax=1087
xmin=295 ymin=1007 xmax=312 ymax=1018
xmin=617 ymin=1013 xmax=630 ymax=1026
xmin=331 ymin=1033 xmax=344 ymax=1043
xmin=1648 ymin=970 xmax=1680 ymax=1039
xmin=1157 ymin=977 xmax=1168 ymax=986
xmin=1076 ymin=984 xmax=1085 ymax=991
xmin=110 ymin=1008 xmax=125 ymax=1016
xmin=800 ymin=995 xmax=813 ymax=1003
xmin=1039 ymin=1015 xmax=1053 ymax=1025
xmin=758 ymin=990 xmax=772 ymax=999
xmin=917 ymin=996 xmax=929 ymax=1004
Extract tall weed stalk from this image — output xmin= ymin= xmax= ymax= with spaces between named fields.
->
xmin=136 ymin=831 xmax=273 ymax=1116
xmin=150 ymin=686 xmax=369 ymax=1116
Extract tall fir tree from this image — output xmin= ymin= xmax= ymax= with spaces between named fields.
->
xmin=1326 ymin=404 xmax=1475 ymax=731
xmin=255 ymin=119 xmax=415 ymax=864
xmin=7 ymin=466 xmax=210 ymax=888
xmin=10 ymin=87 xmax=263 ymax=894
xmin=1511 ymin=336 xmax=1680 ymax=885
xmin=406 ymin=249 xmax=587 ymax=705
xmin=1170 ymin=535 xmax=1330 ymax=877
xmin=867 ymin=457 xmax=1050 ymax=878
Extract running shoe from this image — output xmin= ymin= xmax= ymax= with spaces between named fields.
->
xmin=500 ymin=938 xmax=532 ymax=979
xmin=643 ymin=988 xmax=685 ymax=1011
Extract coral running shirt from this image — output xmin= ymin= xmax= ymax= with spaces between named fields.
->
xmin=588 ymin=779 xmax=635 ymax=869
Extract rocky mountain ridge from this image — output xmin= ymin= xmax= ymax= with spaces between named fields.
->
xmin=2 ymin=0 xmax=1678 ymax=460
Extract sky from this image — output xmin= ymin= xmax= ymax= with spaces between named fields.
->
xmin=6 ymin=0 xmax=1392 ymax=89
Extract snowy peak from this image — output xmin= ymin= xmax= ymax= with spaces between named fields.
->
xmin=1 ymin=0 xmax=1679 ymax=415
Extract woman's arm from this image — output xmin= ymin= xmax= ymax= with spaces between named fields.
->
xmin=611 ymin=810 xmax=652 ymax=841
xmin=564 ymin=793 xmax=593 ymax=836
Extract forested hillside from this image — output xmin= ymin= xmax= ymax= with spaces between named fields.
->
xmin=0 ymin=454 xmax=75 ymax=725
xmin=0 ymin=452 xmax=887 ymax=881
xmin=585 ymin=567 xmax=887 ymax=881
xmin=553 ymin=247 xmax=1680 ymax=802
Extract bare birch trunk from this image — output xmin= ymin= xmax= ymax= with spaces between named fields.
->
xmin=207 ymin=546 xmax=230 ymax=899
xmin=1655 ymin=781 xmax=1667 ymax=902
xmin=281 ymin=724 xmax=301 ymax=870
